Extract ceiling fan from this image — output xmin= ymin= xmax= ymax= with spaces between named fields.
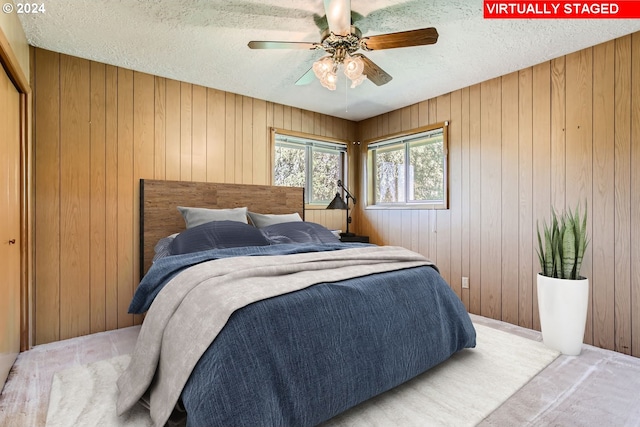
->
xmin=247 ymin=0 xmax=438 ymax=90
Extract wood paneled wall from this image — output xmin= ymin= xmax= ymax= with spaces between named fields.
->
xmin=32 ymin=48 xmax=354 ymax=345
xmin=356 ymin=33 xmax=640 ymax=356
xmin=32 ymin=31 xmax=640 ymax=356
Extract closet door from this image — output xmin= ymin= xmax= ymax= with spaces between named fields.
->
xmin=0 ymin=63 xmax=21 ymax=392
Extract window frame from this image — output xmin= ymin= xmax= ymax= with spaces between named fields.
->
xmin=271 ymin=128 xmax=349 ymax=206
xmin=365 ymin=121 xmax=449 ymax=210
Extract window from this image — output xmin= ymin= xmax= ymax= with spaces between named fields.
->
xmin=273 ymin=131 xmax=347 ymax=205
xmin=367 ymin=122 xmax=448 ymax=208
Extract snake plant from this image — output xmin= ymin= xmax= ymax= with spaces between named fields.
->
xmin=536 ymin=202 xmax=589 ymax=280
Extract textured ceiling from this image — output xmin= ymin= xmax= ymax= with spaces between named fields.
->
xmin=18 ymin=0 xmax=640 ymax=121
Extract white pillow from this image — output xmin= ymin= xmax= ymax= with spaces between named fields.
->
xmin=177 ymin=206 xmax=248 ymax=229
xmin=247 ymin=212 xmax=302 ymax=229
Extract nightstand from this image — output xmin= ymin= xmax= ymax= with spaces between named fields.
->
xmin=340 ymin=235 xmax=369 ymax=243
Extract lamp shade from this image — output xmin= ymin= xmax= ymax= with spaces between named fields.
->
xmin=326 ymin=192 xmax=348 ymax=210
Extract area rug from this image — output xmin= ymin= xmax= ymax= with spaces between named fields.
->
xmin=45 ymin=323 xmax=559 ymax=427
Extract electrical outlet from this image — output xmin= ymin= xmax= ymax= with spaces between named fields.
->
xmin=462 ymin=277 xmax=469 ymax=289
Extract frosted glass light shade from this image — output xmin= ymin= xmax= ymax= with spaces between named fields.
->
xmin=313 ymin=57 xmax=338 ymax=90
xmin=313 ymin=53 xmax=366 ymax=90
xmin=313 ymin=57 xmax=334 ymax=78
xmin=343 ymin=55 xmax=366 ymax=88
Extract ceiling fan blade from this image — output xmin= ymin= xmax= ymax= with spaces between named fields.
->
xmin=295 ymin=67 xmax=316 ymax=86
xmin=361 ymin=27 xmax=438 ymax=51
xmin=324 ymin=0 xmax=351 ymax=36
xmin=248 ymin=41 xmax=319 ymax=50
xmin=354 ymin=54 xmax=392 ymax=86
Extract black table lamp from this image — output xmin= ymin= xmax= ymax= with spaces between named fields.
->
xmin=326 ymin=180 xmax=356 ymax=237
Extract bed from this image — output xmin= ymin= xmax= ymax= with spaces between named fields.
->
xmin=117 ymin=179 xmax=476 ymax=427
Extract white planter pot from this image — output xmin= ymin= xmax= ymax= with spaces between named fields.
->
xmin=536 ymin=273 xmax=589 ymax=356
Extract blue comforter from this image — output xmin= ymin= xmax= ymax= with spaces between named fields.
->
xmin=130 ymin=243 xmax=476 ymax=427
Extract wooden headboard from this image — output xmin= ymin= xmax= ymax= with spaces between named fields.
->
xmin=140 ymin=179 xmax=305 ymax=277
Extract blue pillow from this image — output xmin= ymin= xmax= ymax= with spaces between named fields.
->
xmin=170 ymin=220 xmax=269 ymax=255
xmin=260 ymin=221 xmax=340 ymax=245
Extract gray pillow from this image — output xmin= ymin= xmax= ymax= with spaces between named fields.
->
xmin=152 ymin=233 xmax=178 ymax=262
xmin=177 ymin=206 xmax=248 ymax=229
xmin=247 ymin=211 xmax=302 ymax=228
xmin=170 ymin=220 xmax=270 ymax=255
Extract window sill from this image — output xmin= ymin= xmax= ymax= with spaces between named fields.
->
xmin=305 ymin=204 xmax=331 ymax=210
xmin=365 ymin=204 xmax=448 ymax=211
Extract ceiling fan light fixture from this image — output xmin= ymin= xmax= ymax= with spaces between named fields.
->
xmin=343 ymin=54 xmax=363 ymax=76
xmin=249 ymin=2 xmax=438 ymax=90
xmin=313 ymin=56 xmax=339 ymax=90
xmin=343 ymin=54 xmax=366 ymax=88
xmin=312 ymin=53 xmax=366 ymax=90
xmin=313 ymin=56 xmax=334 ymax=78
xmin=320 ymin=68 xmax=338 ymax=90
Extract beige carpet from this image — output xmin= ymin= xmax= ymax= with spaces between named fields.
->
xmin=45 ymin=323 xmax=559 ymax=427
xmin=45 ymin=354 xmax=152 ymax=427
